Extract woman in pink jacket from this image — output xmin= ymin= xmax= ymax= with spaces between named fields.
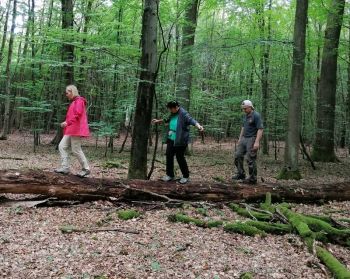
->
xmin=55 ymin=85 xmax=90 ymax=177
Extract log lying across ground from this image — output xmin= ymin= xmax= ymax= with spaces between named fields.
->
xmin=0 ymin=169 xmax=350 ymax=202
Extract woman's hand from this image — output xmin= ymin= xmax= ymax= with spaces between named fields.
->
xmin=196 ymin=123 xmax=204 ymax=132
xmin=60 ymin=121 xmax=67 ymax=128
xmin=152 ymin=119 xmax=162 ymax=124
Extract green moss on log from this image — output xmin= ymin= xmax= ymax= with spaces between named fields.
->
xmin=280 ymin=208 xmax=312 ymax=237
xmin=245 ymin=221 xmax=292 ymax=235
xmin=117 ymin=209 xmax=140 ymax=220
xmin=168 ymin=213 xmax=223 ymax=228
xmin=168 ymin=213 xmax=206 ymax=227
xmin=207 ymin=220 xmax=224 ymax=228
xmin=224 ymin=222 xmax=266 ymax=237
xmin=316 ymin=246 xmax=350 ymax=279
xmin=239 ymin=272 xmax=254 ymax=279
xmin=229 ymin=203 xmax=271 ymax=221
xmin=260 ymin=192 xmax=274 ymax=212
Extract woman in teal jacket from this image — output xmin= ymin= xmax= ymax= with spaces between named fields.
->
xmin=152 ymin=101 xmax=204 ymax=184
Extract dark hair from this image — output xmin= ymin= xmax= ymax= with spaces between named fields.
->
xmin=166 ymin=101 xmax=179 ymax=108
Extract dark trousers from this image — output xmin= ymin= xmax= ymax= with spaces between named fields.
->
xmin=234 ymin=136 xmax=257 ymax=181
xmin=166 ymin=139 xmax=189 ymax=178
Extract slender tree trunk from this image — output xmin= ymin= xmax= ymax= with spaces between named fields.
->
xmin=51 ymin=0 xmax=75 ymax=145
xmin=0 ymin=0 xmax=11 ymax=63
xmin=128 ymin=0 xmax=158 ymax=179
xmin=78 ymin=0 xmax=93 ymax=90
xmin=312 ymin=0 xmax=345 ymax=162
xmin=61 ymin=0 xmax=74 ymax=84
xmin=256 ymin=0 xmax=271 ymax=155
xmin=347 ymin=19 xmax=350 ymax=155
xmin=175 ymin=0 xmax=199 ymax=110
xmin=279 ymin=0 xmax=309 ymax=180
xmin=0 ymin=0 xmax=17 ymax=140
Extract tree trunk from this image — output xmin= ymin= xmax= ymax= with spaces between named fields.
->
xmin=51 ymin=0 xmax=75 ymax=146
xmin=61 ymin=0 xmax=74 ymax=84
xmin=128 ymin=0 xmax=158 ymax=179
xmin=0 ymin=0 xmax=17 ymax=140
xmin=347 ymin=18 xmax=350 ymax=155
xmin=279 ymin=0 xmax=308 ymax=180
xmin=175 ymin=0 xmax=199 ymax=110
xmin=257 ymin=0 xmax=272 ymax=155
xmin=1 ymin=169 xmax=350 ymax=203
xmin=0 ymin=0 xmax=11 ymax=63
xmin=312 ymin=0 xmax=345 ymax=162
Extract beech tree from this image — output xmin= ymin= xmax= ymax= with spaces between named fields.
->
xmin=128 ymin=0 xmax=158 ymax=179
xmin=279 ymin=0 xmax=308 ymax=180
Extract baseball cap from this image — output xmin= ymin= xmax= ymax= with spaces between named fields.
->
xmin=241 ymin=100 xmax=254 ymax=110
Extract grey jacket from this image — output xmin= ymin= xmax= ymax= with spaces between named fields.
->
xmin=163 ymin=107 xmax=198 ymax=146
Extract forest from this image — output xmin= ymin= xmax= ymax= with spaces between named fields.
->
xmin=0 ymin=0 xmax=350 ymax=278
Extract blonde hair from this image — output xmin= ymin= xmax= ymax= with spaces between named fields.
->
xmin=66 ymin=85 xmax=79 ymax=97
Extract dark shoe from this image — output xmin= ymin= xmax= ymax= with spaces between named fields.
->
xmin=242 ymin=178 xmax=257 ymax=185
xmin=232 ymin=174 xmax=246 ymax=180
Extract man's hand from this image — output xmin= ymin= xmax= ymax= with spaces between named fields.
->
xmin=196 ymin=123 xmax=204 ymax=132
xmin=60 ymin=121 xmax=67 ymax=128
xmin=253 ymin=142 xmax=260 ymax=151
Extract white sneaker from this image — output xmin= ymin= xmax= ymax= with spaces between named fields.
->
xmin=179 ymin=177 xmax=190 ymax=184
xmin=77 ymin=169 xmax=91 ymax=178
xmin=54 ymin=167 xmax=70 ymax=174
xmin=161 ymin=175 xmax=174 ymax=182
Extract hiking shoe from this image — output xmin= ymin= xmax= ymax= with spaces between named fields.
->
xmin=242 ymin=178 xmax=257 ymax=185
xmin=77 ymin=169 xmax=91 ymax=178
xmin=179 ymin=177 xmax=190 ymax=184
xmin=161 ymin=175 xmax=174 ymax=182
xmin=232 ymin=174 xmax=246 ymax=180
xmin=54 ymin=167 xmax=70 ymax=175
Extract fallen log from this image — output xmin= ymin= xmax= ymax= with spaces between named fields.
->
xmin=0 ymin=169 xmax=350 ymax=202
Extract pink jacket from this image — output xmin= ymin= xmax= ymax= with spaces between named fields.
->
xmin=64 ymin=96 xmax=90 ymax=137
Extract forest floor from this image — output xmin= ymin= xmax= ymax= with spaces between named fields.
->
xmin=0 ymin=132 xmax=349 ymax=279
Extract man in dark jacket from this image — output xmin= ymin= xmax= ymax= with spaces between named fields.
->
xmin=152 ymin=101 xmax=204 ymax=184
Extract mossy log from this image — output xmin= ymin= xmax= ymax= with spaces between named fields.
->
xmin=1 ymin=169 xmax=350 ymax=202
xmin=316 ymin=246 xmax=350 ymax=279
xmin=224 ymin=222 xmax=267 ymax=237
xmin=168 ymin=213 xmax=223 ymax=228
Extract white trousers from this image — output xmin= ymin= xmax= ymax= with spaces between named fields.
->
xmin=58 ymin=135 xmax=89 ymax=170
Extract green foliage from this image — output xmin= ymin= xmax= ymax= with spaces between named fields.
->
xmin=117 ymin=209 xmax=140 ymax=220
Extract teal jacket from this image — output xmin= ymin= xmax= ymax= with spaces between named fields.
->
xmin=163 ymin=107 xmax=198 ymax=146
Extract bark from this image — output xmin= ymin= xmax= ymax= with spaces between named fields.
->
xmin=128 ymin=0 xmax=158 ymax=179
xmin=256 ymin=0 xmax=272 ymax=155
xmin=175 ymin=0 xmax=199 ymax=110
xmin=61 ymin=0 xmax=75 ymax=84
xmin=0 ymin=0 xmax=11 ymax=63
xmin=0 ymin=0 xmax=17 ymax=140
xmin=1 ymin=169 xmax=350 ymax=203
xmin=347 ymin=19 xmax=350 ymax=155
xmin=51 ymin=0 xmax=75 ymax=146
xmin=312 ymin=0 xmax=345 ymax=162
xmin=280 ymin=0 xmax=308 ymax=179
